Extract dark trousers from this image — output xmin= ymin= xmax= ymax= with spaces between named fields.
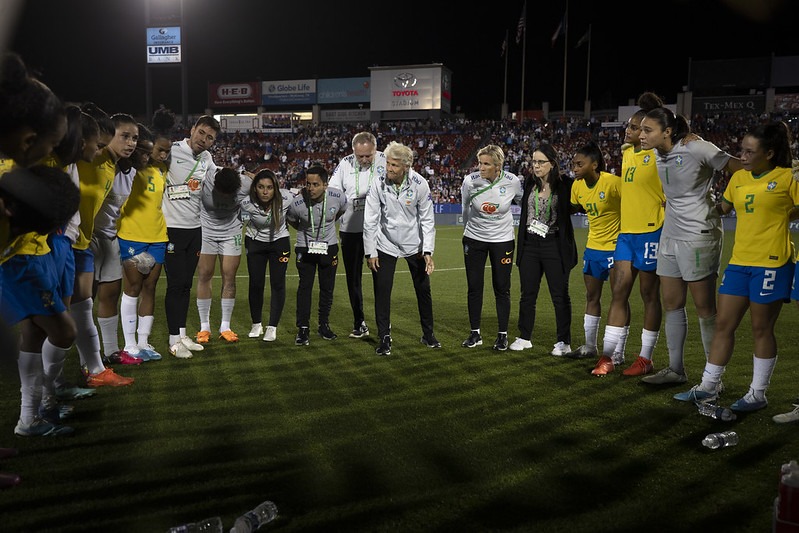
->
xmin=371 ymin=251 xmax=434 ymax=339
xmin=339 ymin=231 xmax=366 ymax=327
xmin=517 ymin=235 xmax=572 ymax=343
xmin=295 ymin=245 xmax=338 ymax=328
xmin=164 ymin=227 xmax=201 ymax=335
xmin=245 ymin=236 xmax=290 ymax=326
xmin=463 ymin=237 xmax=514 ymax=332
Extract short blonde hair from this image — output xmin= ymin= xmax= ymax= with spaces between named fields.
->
xmin=384 ymin=141 xmax=413 ymax=167
xmin=476 ymin=144 xmax=505 ymax=168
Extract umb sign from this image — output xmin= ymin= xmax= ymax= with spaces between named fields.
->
xmin=146 ymin=27 xmax=181 ymax=64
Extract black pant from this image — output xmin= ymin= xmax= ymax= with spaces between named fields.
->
xmin=371 ymin=251 xmax=434 ymax=339
xmin=340 ymin=231 xmax=366 ymax=327
xmin=463 ymin=236 xmax=514 ymax=332
xmin=295 ymin=244 xmax=338 ymax=328
xmin=164 ymin=227 xmax=201 ymax=335
xmin=516 ymin=234 xmax=571 ymax=343
xmin=245 ymin=236 xmax=290 ymax=326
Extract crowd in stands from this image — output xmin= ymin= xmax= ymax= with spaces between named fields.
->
xmin=189 ymin=111 xmax=799 ymax=208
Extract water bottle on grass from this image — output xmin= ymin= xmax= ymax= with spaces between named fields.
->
xmin=702 ymin=430 xmax=739 ymax=449
xmin=230 ymin=500 xmax=278 ymax=533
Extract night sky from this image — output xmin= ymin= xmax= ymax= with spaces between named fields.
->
xmin=4 ymin=0 xmax=798 ymax=120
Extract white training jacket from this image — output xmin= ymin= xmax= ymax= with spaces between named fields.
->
xmin=363 ymin=170 xmax=436 ymax=259
xmin=328 ymin=151 xmax=387 ymax=233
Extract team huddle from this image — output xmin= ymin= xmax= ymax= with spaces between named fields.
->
xmin=2 ymin=51 xmax=799 ymax=453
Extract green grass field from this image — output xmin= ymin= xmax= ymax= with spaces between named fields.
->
xmin=0 ymin=225 xmax=797 ymax=532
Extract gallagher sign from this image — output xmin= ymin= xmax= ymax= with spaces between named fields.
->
xmin=146 ymin=27 xmax=181 ymax=64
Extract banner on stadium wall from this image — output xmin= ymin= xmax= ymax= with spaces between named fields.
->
xmin=146 ymin=27 xmax=181 ymax=64
xmin=261 ymin=80 xmax=316 ymax=106
xmin=369 ymin=65 xmax=447 ymax=112
xmin=691 ymin=95 xmax=765 ymax=114
xmin=320 ymin=109 xmax=371 ymax=123
xmin=217 ymin=115 xmax=261 ymax=132
xmin=775 ymin=94 xmax=799 ymax=112
xmin=260 ymin=113 xmax=300 ymax=133
xmin=317 ymin=78 xmax=370 ymax=104
xmin=208 ymin=82 xmax=260 ymax=107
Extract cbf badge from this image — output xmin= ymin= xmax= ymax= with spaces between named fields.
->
xmin=499 ymin=186 xmax=506 ymax=195
xmin=405 ymin=190 xmax=414 ymax=205
xmin=599 ymin=191 xmax=605 ymax=200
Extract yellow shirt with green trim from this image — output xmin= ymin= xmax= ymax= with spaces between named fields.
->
xmin=74 ymin=148 xmax=116 ymax=250
xmin=571 ymin=171 xmax=622 ymax=251
xmin=620 ymin=146 xmax=665 ymax=234
xmin=117 ymin=161 xmax=168 ymax=243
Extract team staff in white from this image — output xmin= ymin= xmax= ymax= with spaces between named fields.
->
xmin=328 ymin=132 xmax=387 ymax=339
xmin=460 ymin=144 xmax=523 ymax=351
xmin=363 ymin=141 xmax=440 ymax=356
xmin=241 ymin=169 xmax=294 ymax=342
xmin=162 ymin=115 xmax=220 ymax=354
xmin=286 ymin=165 xmax=347 ymax=346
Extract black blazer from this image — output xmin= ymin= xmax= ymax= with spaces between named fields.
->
xmin=515 ymin=175 xmax=578 ymax=273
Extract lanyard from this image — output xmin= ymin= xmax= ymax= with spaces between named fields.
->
xmin=184 ymin=157 xmax=201 ymax=184
xmin=534 ymin=185 xmax=552 ymax=220
xmin=469 ymin=170 xmax=503 ymax=203
xmin=307 ymin=194 xmax=327 ymax=240
xmin=354 ymin=161 xmax=374 ymax=197
xmin=392 ymin=173 xmax=407 ymax=197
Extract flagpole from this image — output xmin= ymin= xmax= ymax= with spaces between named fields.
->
xmin=520 ymin=22 xmax=526 ymax=123
xmin=561 ymin=0 xmax=569 ymax=118
xmin=503 ymin=28 xmax=509 ymax=119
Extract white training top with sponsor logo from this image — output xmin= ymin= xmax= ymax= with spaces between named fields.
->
xmin=461 ymin=170 xmax=523 ymax=242
xmin=328 ymin=151 xmax=387 ymax=233
xmin=240 ymin=189 xmax=294 ymax=243
xmin=199 ymin=170 xmax=252 ymax=240
xmin=286 ymin=187 xmax=347 ymax=247
xmin=363 ymin=170 xmax=436 ymax=258
xmin=163 ymin=139 xmax=218 ymax=229
xmin=655 ymin=139 xmax=730 ymax=241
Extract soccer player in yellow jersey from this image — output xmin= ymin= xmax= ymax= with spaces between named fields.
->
xmin=677 ymin=122 xmax=799 ymax=411
xmin=567 ymin=141 xmax=622 ymax=361
xmin=591 ymin=93 xmax=665 ymax=377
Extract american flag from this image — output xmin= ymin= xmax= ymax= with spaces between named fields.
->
xmin=516 ymin=2 xmax=526 ymax=44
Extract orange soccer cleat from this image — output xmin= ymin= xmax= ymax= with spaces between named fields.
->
xmin=622 ymin=355 xmax=654 ymax=376
xmin=591 ymin=355 xmax=614 ymax=376
xmin=219 ymin=330 xmax=239 ymax=343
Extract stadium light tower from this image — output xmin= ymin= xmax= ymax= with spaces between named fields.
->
xmin=144 ymin=0 xmax=188 ymax=126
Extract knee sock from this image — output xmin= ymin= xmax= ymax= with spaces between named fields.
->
xmin=18 ymin=351 xmax=43 ymax=425
xmin=70 ymin=298 xmax=105 ymax=374
xmin=665 ymin=308 xmax=687 ymax=371
xmin=197 ymin=298 xmax=212 ymax=332
xmin=120 ymin=293 xmax=139 ymax=350
xmin=220 ymin=298 xmax=235 ymax=332
xmin=138 ymin=315 xmax=154 ymax=346
xmin=584 ymin=314 xmax=600 ymax=349
xmin=639 ymin=328 xmax=659 ymax=361
xmin=97 ymin=315 xmax=119 ymax=357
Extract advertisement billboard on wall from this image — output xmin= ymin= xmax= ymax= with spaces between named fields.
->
xmin=692 ymin=95 xmax=765 ymax=114
xmin=261 ymin=80 xmax=316 ymax=106
xmin=146 ymin=26 xmax=181 ymax=64
xmin=208 ymin=82 xmax=260 ymax=107
xmin=369 ymin=65 xmax=447 ymax=112
xmin=317 ymin=78 xmax=370 ymax=104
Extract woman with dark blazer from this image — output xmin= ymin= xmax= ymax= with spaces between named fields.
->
xmin=510 ymin=142 xmax=578 ymax=355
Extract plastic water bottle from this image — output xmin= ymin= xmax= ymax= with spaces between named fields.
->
xmin=702 ymin=430 xmax=739 ymax=449
xmin=167 ymin=516 xmax=223 ymax=533
xmin=229 ymin=501 xmax=278 ymax=533
xmin=696 ymin=402 xmax=737 ymax=421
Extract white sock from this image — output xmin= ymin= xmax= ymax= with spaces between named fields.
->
xmin=70 ymin=298 xmax=105 ymax=374
xmin=699 ymin=314 xmax=716 ymax=360
xmin=751 ymin=355 xmax=777 ymax=399
xmin=701 ymin=362 xmax=725 ymax=390
xmin=138 ymin=315 xmax=154 ymax=346
xmin=197 ymin=298 xmax=212 ymax=332
xmin=41 ymin=338 xmax=70 ymax=400
xmin=169 ymin=334 xmax=181 ymax=347
xmin=602 ymin=325 xmax=624 ymax=358
xmin=220 ymin=298 xmax=235 ymax=332
xmin=17 ymin=351 xmax=43 ymax=426
xmin=640 ymin=328 xmax=659 ymax=361
xmin=120 ymin=293 xmax=139 ymax=349
xmin=584 ymin=314 xmax=600 ymax=349
xmin=179 ymin=327 xmax=187 ymax=338
xmin=614 ymin=325 xmax=630 ymax=361
xmin=664 ymin=308 xmax=687 ymax=370
xmin=97 ymin=315 xmax=119 ymax=357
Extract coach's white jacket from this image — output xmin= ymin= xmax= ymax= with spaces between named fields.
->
xmin=363 ymin=170 xmax=436 ymax=259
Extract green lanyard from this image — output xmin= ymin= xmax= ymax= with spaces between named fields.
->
xmin=469 ymin=170 xmax=504 ymax=203
xmin=392 ymin=173 xmax=407 ymax=197
xmin=308 ymin=194 xmax=327 ymax=239
xmin=184 ymin=157 xmax=201 ymax=184
xmin=354 ymin=161 xmax=374 ymax=197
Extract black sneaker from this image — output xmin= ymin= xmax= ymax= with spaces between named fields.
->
xmin=375 ymin=335 xmax=392 ymax=356
xmin=461 ymin=330 xmax=483 ymax=348
xmin=492 ymin=333 xmax=509 ymax=351
xmin=420 ymin=334 xmax=441 ymax=349
xmin=295 ymin=327 xmax=310 ymax=346
xmin=349 ymin=322 xmax=369 ymax=339
xmin=318 ymin=323 xmax=337 ymax=340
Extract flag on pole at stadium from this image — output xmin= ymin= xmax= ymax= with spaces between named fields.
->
xmin=501 ymin=34 xmax=508 ymax=57
xmin=575 ymin=25 xmax=590 ymax=48
xmin=551 ymin=12 xmax=566 ymax=46
xmin=516 ymin=2 xmax=526 ymax=44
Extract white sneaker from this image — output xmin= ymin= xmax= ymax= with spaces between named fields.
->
xmin=262 ymin=326 xmax=277 ymax=342
xmin=509 ymin=338 xmax=532 ymax=351
xmin=170 ymin=342 xmax=193 ymax=359
xmin=773 ymin=404 xmax=799 ymax=424
xmin=181 ymin=336 xmax=204 ymax=351
xmin=551 ymin=342 xmax=571 ymax=356
xmin=249 ymin=323 xmax=264 ymax=338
